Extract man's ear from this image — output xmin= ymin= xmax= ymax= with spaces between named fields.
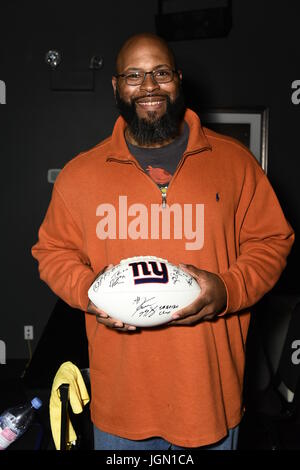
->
xmin=112 ymin=76 xmax=117 ymax=97
xmin=177 ymin=70 xmax=183 ymax=82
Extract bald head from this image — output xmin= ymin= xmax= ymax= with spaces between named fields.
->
xmin=115 ymin=33 xmax=176 ymax=74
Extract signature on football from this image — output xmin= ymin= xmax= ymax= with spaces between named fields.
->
xmin=132 ymin=296 xmax=179 ymax=318
xmin=171 ymin=268 xmax=193 ymax=286
xmin=109 ymin=268 xmax=128 ymax=288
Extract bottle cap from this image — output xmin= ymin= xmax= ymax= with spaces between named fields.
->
xmin=31 ymin=397 xmax=42 ymax=410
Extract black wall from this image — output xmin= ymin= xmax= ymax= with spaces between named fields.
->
xmin=0 ymin=0 xmax=299 ymax=360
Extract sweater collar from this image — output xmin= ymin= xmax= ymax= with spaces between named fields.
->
xmin=107 ymin=108 xmax=211 ymax=161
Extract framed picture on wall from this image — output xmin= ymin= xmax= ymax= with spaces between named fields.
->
xmin=200 ymin=107 xmax=269 ymax=173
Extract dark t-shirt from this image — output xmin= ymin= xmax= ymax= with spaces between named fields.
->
xmin=127 ymin=122 xmax=189 ymax=198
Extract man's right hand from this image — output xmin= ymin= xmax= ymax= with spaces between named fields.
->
xmin=86 ymin=264 xmax=137 ymax=332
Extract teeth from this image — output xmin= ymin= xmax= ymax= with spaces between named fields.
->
xmin=138 ymin=101 xmax=163 ymax=106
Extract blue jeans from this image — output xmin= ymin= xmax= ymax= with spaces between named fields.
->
xmin=93 ymin=425 xmax=239 ymax=450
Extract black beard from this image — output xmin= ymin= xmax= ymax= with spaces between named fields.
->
xmin=115 ymin=86 xmax=186 ymax=146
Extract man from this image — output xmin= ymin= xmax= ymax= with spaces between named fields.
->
xmin=32 ymin=32 xmax=294 ymax=450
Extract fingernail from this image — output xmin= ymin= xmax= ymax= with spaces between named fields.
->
xmin=172 ymin=314 xmax=180 ymax=320
xmin=128 ymin=326 xmax=136 ymax=331
xmin=114 ymin=322 xmax=123 ymax=328
xmin=99 ymin=313 xmax=108 ymax=318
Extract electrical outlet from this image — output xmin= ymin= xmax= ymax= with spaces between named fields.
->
xmin=24 ymin=325 xmax=34 ymax=340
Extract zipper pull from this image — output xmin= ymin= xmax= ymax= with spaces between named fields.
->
xmin=161 ymin=187 xmax=167 ymax=208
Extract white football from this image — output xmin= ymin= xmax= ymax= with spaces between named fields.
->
xmin=88 ymin=256 xmax=201 ymax=327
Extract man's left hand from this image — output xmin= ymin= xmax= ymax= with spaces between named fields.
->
xmin=169 ymin=264 xmax=227 ymax=326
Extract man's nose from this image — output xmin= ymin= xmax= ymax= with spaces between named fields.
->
xmin=140 ymin=73 xmax=160 ymax=92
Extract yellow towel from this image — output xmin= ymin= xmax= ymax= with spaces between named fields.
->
xmin=49 ymin=361 xmax=90 ymax=450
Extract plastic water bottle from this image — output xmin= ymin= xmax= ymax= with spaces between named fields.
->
xmin=0 ymin=397 xmax=42 ymax=450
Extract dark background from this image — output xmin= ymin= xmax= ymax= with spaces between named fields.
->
xmin=0 ymin=0 xmax=299 ymax=369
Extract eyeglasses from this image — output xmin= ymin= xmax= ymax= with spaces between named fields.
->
xmin=115 ymin=68 xmax=177 ymax=86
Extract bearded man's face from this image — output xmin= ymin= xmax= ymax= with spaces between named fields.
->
xmin=112 ymin=37 xmax=185 ymax=146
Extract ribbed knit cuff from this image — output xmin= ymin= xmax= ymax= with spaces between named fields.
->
xmin=215 ymin=271 xmax=238 ymax=315
xmin=79 ymin=271 xmax=98 ymax=312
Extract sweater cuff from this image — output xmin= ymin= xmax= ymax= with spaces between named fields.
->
xmin=215 ymin=272 xmax=237 ymax=315
xmin=79 ymin=271 xmax=97 ymax=312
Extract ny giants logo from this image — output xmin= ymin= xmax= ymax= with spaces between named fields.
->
xmin=129 ymin=260 xmax=169 ymax=284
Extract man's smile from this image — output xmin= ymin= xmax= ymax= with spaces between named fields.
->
xmin=135 ymin=96 xmax=166 ymax=111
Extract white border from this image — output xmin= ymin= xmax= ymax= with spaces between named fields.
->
xmin=202 ymin=110 xmax=268 ymax=173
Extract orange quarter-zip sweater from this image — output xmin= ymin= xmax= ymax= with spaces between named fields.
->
xmin=32 ymin=108 xmax=294 ymax=447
